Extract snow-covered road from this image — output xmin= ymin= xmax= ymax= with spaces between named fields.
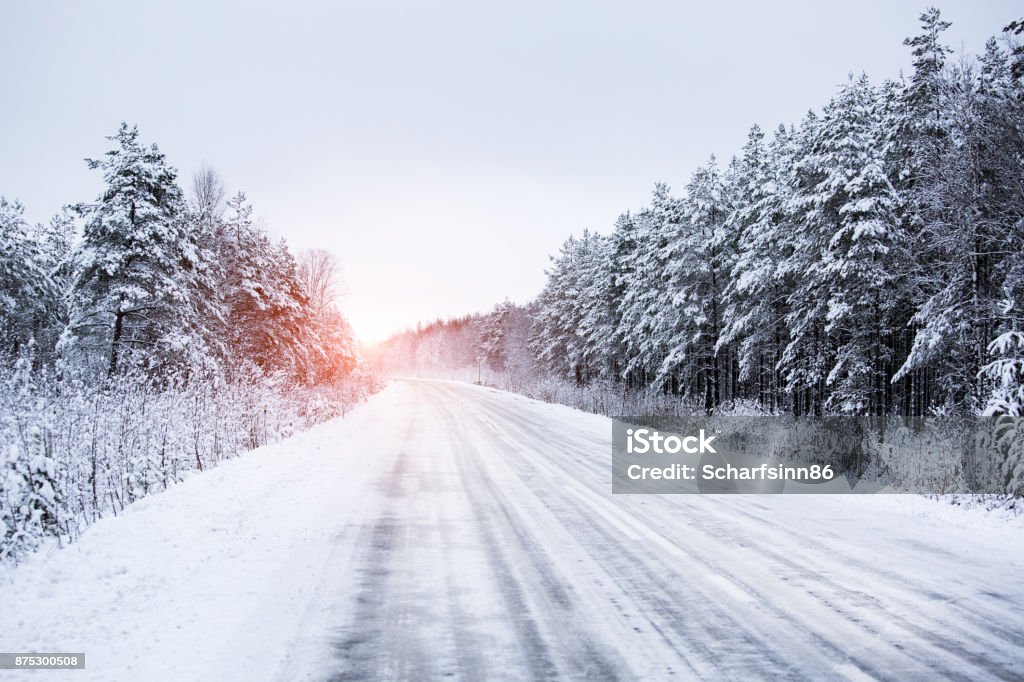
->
xmin=3 ymin=379 xmax=1024 ymax=681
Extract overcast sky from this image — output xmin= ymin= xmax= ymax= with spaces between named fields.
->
xmin=1 ymin=1 xmax=1019 ymax=341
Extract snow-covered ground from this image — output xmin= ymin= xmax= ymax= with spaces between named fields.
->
xmin=2 ymin=379 xmax=1023 ymax=681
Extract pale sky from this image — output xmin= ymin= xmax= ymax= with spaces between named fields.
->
xmin=1 ymin=1 xmax=1019 ymax=341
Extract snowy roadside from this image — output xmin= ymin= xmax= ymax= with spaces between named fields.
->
xmin=0 ymin=385 xmax=395 ymax=682
xmin=465 ymin=377 xmax=1024 ymax=536
xmin=1 ymin=378 xmax=1022 ymax=681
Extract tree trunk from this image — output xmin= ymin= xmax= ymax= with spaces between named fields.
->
xmin=109 ymin=306 xmax=124 ymax=377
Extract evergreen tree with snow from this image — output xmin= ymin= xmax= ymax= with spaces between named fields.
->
xmin=62 ymin=123 xmax=218 ymax=377
xmin=0 ymin=198 xmax=62 ymax=363
xmin=658 ymin=157 xmax=730 ymax=411
xmin=719 ymin=124 xmax=796 ymax=411
xmin=614 ymin=184 xmax=683 ymax=388
xmin=981 ymin=300 xmax=1024 ymax=496
xmin=532 ymin=234 xmax=591 ymax=383
xmin=479 ymin=300 xmax=513 ymax=372
xmin=896 ymin=11 xmax=1024 ymax=411
xmin=215 ymin=191 xmax=318 ymax=381
xmin=805 ymin=75 xmax=909 ymax=414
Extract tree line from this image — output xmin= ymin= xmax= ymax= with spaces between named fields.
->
xmin=1 ymin=125 xmax=371 ymax=563
xmin=1 ymin=124 xmax=358 ymax=384
xmin=382 ymin=11 xmax=1024 ymax=419
xmin=376 ymin=10 xmax=1024 ymax=494
xmin=525 ymin=10 xmax=1023 ymax=419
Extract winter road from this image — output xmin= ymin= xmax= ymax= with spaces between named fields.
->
xmin=2 ymin=380 xmax=1024 ymax=681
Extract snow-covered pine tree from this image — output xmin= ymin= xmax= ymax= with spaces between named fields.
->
xmin=614 ymin=185 xmax=683 ymax=390
xmin=1005 ymin=18 xmax=1024 ymax=80
xmin=719 ymin=124 xmax=796 ymax=411
xmin=29 ymin=209 xmax=77 ymax=365
xmin=530 ymin=232 xmax=609 ymax=384
xmin=805 ymin=74 xmax=909 ymax=414
xmin=780 ymin=109 xmax=837 ymax=416
xmin=896 ymin=12 xmax=1024 ymax=412
xmin=608 ymin=212 xmax=640 ymax=386
xmin=0 ymin=198 xmax=62 ymax=364
xmin=479 ymin=300 xmax=513 ymax=373
xmin=215 ymin=191 xmax=317 ymax=382
xmin=981 ymin=299 xmax=1024 ymax=496
xmin=500 ymin=303 xmax=538 ymax=385
xmin=658 ymin=157 xmax=729 ymax=411
xmin=574 ymin=232 xmax=616 ymax=382
xmin=62 ymin=123 xmax=218 ymax=378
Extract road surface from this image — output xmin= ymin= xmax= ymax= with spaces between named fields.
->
xmin=295 ymin=380 xmax=1024 ymax=680
xmin=2 ymin=379 xmax=1023 ymax=681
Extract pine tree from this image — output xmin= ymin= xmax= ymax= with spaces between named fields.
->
xmin=575 ymin=232 xmax=616 ymax=382
xmin=62 ymin=123 xmax=217 ymax=377
xmin=216 ymin=191 xmax=316 ymax=381
xmin=608 ymin=212 xmax=640 ymax=386
xmin=981 ymin=300 xmax=1024 ymax=496
xmin=479 ymin=300 xmax=512 ymax=372
xmin=531 ymin=233 xmax=609 ymax=384
xmin=807 ymin=75 xmax=909 ymax=414
xmin=0 ymin=198 xmax=61 ymax=362
xmin=781 ymin=110 xmax=835 ymax=415
xmin=615 ymin=185 xmax=683 ymax=389
xmin=720 ymin=125 xmax=796 ymax=411
xmin=658 ymin=157 xmax=729 ymax=411
xmin=896 ymin=13 xmax=1024 ymax=411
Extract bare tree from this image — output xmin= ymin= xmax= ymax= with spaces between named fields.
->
xmin=191 ymin=165 xmax=226 ymax=226
xmin=297 ymin=249 xmax=342 ymax=318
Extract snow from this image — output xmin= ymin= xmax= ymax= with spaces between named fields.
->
xmin=2 ymin=379 xmax=1024 ymax=680
xmin=0 ymin=390 xmax=387 ymax=681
